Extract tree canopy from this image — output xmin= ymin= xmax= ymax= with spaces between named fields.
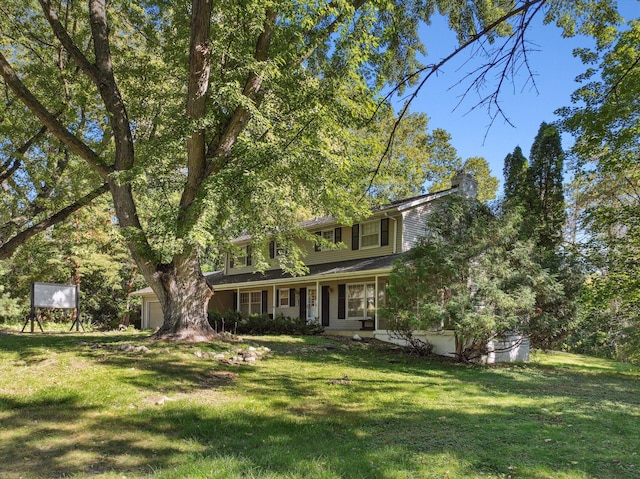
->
xmin=0 ymin=0 xmax=623 ymax=338
xmin=559 ymin=18 xmax=640 ymax=362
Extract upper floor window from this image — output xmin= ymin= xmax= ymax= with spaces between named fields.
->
xmin=351 ymin=219 xmax=390 ymax=250
xmin=360 ymin=221 xmax=380 ymax=249
xmin=269 ymin=241 xmax=287 ymax=259
xmin=314 ymin=227 xmax=342 ymax=252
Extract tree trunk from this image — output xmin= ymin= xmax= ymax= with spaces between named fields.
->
xmin=152 ymin=250 xmax=215 ymax=341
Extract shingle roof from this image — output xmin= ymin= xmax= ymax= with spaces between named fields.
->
xmin=206 ymin=253 xmax=404 ymax=287
xmin=230 ymin=187 xmax=454 ymax=244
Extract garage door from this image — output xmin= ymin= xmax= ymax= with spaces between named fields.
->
xmin=148 ymin=301 xmax=163 ymax=330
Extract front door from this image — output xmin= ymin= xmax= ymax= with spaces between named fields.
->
xmin=307 ymin=288 xmax=317 ymax=322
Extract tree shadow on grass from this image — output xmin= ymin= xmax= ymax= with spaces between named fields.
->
xmin=3 ymin=391 xmax=635 ymax=479
xmin=2 ymin=333 xmax=639 ymax=478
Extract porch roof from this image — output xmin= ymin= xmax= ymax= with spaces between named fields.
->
xmin=206 ymin=253 xmax=403 ymax=289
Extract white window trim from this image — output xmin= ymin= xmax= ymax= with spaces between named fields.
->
xmin=240 ymin=290 xmax=262 ymax=315
xmin=231 ymin=245 xmax=251 ymax=269
xmin=278 ymin=288 xmax=290 ymax=307
xmin=360 ymin=220 xmax=380 ymax=249
xmin=317 ymin=229 xmax=335 ymax=251
xmin=346 ymin=282 xmax=375 ymax=320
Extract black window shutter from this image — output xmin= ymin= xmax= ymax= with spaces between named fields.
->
xmin=246 ymin=245 xmax=252 ymax=266
xmin=233 ymin=292 xmax=238 ymax=311
xmin=334 ymin=227 xmax=342 ymax=244
xmin=290 ymin=288 xmax=296 ymax=307
xmin=381 ymin=218 xmax=390 ymax=246
xmin=351 ymin=224 xmax=359 ymax=250
xmin=299 ymin=288 xmax=307 ymax=320
xmin=338 ymin=284 xmax=346 ymax=319
xmin=276 ymin=289 xmax=280 ymax=305
xmin=269 ymin=241 xmax=275 ymax=259
xmin=321 ymin=286 xmax=330 ymax=326
xmin=262 ymin=290 xmax=268 ymax=314
xmin=314 ymin=231 xmax=322 ymax=252
xmin=229 ymin=255 xmax=234 ymax=269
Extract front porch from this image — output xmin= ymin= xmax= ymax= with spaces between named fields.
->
xmin=209 ymin=275 xmax=390 ymax=333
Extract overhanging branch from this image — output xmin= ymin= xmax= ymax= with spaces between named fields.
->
xmin=363 ymin=0 xmax=546 ymax=198
xmin=0 ymin=183 xmax=109 ymax=260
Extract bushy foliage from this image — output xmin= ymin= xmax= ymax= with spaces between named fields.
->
xmin=558 ymin=20 xmax=640 ymax=363
xmin=0 ymin=283 xmax=23 ymax=323
xmin=500 ymin=123 xmax=582 ymax=350
xmin=382 ymin=196 xmax=544 ymax=362
xmin=208 ymin=311 xmax=323 ymax=336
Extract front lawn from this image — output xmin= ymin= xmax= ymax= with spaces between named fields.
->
xmin=0 ymin=330 xmax=638 ymax=478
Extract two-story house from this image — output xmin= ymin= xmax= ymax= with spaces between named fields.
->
xmin=133 ymin=171 xmax=529 ymax=361
xmin=135 ymin=172 xmax=476 ymax=331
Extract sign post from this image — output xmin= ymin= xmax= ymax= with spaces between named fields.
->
xmin=22 ymin=282 xmax=81 ymax=333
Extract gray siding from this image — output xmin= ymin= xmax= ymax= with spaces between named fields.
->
xmin=401 ymin=204 xmax=431 ymax=251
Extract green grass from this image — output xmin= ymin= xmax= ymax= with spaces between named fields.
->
xmin=0 ymin=329 xmax=638 ymax=479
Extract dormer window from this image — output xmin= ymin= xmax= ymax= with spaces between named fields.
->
xmin=230 ymin=245 xmax=251 ymax=269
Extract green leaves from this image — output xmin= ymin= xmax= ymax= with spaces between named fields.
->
xmin=560 ymin=17 xmax=640 ymax=363
xmin=383 ymin=196 xmax=542 ymax=361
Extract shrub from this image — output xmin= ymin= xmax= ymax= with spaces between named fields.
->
xmin=208 ymin=310 xmax=323 ymax=335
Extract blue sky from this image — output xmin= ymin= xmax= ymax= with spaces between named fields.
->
xmin=392 ymin=5 xmax=639 ymax=194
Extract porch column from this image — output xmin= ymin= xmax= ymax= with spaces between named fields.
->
xmin=316 ymin=280 xmax=320 ymax=322
xmin=236 ymin=288 xmax=240 ymax=312
xmin=374 ymin=275 xmax=379 ymax=331
xmin=272 ymin=284 xmax=276 ymax=318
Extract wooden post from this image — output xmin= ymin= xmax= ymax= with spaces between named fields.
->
xmin=22 ymin=282 xmax=44 ymax=333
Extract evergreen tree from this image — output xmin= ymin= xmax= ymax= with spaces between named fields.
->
xmin=524 ymin=122 xmax=567 ymax=262
xmin=502 ymin=146 xmax=528 ymax=206
xmin=382 ymin=195 xmax=544 ymax=362
xmin=500 ymin=123 xmax=579 ymax=350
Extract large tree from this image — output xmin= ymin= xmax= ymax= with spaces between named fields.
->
xmin=524 ymin=122 xmax=567 ymax=261
xmin=0 ymin=0 xmax=622 ymax=339
xmin=559 ymin=18 xmax=640 ymax=362
xmin=502 ymin=146 xmax=528 ymax=206
xmin=500 ymin=123 xmax=579 ymax=349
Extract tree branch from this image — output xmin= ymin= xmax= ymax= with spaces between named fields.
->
xmin=294 ymin=0 xmax=367 ymax=66
xmin=363 ymin=0 xmax=546 ymax=198
xmin=37 ymin=0 xmax=101 ymax=84
xmin=88 ymin=0 xmax=135 ymax=171
xmin=0 ymin=183 xmax=109 ymax=260
xmin=205 ymin=8 xmax=278 ymax=174
xmin=0 ymin=124 xmax=44 ymax=182
xmin=0 ymin=51 xmax=112 ymax=179
xmin=180 ymin=0 xmax=213 ymax=218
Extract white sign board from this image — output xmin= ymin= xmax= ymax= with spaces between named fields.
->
xmin=32 ymin=283 xmax=77 ymax=309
